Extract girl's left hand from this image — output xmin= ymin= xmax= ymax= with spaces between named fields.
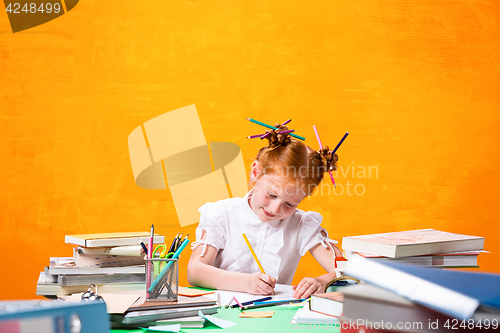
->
xmin=292 ymin=277 xmax=326 ymax=299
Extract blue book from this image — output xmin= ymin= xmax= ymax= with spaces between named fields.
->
xmin=344 ymin=255 xmax=500 ymax=320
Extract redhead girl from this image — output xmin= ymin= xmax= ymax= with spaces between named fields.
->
xmin=187 ymin=123 xmax=343 ymax=299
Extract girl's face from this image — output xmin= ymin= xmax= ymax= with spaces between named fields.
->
xmin=249 ymin=163 xmax=307 ymax=223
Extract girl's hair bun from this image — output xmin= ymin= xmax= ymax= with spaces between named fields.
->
xmin=318 ymin=146 xmax=339 ymax=172
xmin=250 ymin=119 xmax=342 ymax=196
xmin=264 ymin=123 xmax=292 ymax=151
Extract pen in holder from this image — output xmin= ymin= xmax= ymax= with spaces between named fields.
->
xmin=145 ymin=258 xmax=179 ymax=302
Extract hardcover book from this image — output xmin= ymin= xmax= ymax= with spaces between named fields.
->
xmin=342 ymin=229 xmax=484 ymax=258
xmin=344 ymin=256 xmax=500 ymax=320
xmin=348 ymin=250 xmax=480 ymax=268
xmin=341 ymin=284 xmax=500 ymax=332
xmin=65 ymin=232 xmax=165 ymax=248
xmin=48 ymin=257 xmax=145 ymax=275
xmin=36 ymin=272 xmax=145 ymax=296
xmin=309 ymin=292 xmax=344 ymax=317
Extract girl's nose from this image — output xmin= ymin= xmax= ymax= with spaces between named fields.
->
xmin=269 ymin=201 xmax=281 ymax=215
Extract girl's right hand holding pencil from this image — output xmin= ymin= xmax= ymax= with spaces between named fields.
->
xmin=244 ymin=272 xmax=276 ymax=295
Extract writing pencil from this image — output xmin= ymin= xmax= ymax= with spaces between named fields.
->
xmin=230 ymin=296 xmax=273 ymax=308
xmin=233 ymin=296 xmax=244 ymax=310
xmin=174 ymin=233 xmax=183 ymax=252
xmin=332 ymin=131 xmax=349 ymax=154
xmin=248 ymin=133 xmax=267 ymax=139
xmin=242 ymin=233 xmax=275 ymax=295
xmin=313 ymin=125 xmax=336 ymax=187
xmin=167 ymin=233 xmax=179 ymax=254
xmin=245 ymin=118 xmax=305 ymax=141
xmin=261 ymin=118 xmax=293 ymax=140
xmin=242 ymin=299 xmax=306 ymax=310
xmin=140 ymin=242 xmax=148 ymax=256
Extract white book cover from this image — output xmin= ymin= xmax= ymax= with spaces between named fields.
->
xmin=342 ymin=229 xmax=484 ymax=258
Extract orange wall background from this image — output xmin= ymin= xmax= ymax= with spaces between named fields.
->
xmin=1 ymin=0 xmax=499 ymax=300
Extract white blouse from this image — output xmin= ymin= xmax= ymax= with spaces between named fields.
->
xmin=191 ymin=190 xmax=338 ymax=285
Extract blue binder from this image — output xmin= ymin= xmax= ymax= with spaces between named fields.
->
xmin=0 ymin=300 xmax=109 ymax=333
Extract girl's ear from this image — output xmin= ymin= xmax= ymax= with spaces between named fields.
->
xmin=250 ymin=161 xmax=260 ymax=182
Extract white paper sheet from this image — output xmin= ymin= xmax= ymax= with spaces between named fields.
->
xmin=140 ymin=324 xmax=181 ymax=332
xmin=198 ymin=310 xmax=237 ymax=329
xmin=202 ymin=284 xmax=295 ymax=307
xmin=291 ymin=301 xmax=340 ymax=325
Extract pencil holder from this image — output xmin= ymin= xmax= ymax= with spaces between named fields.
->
xmin=145 ymin=258 xmax=179 ymax=302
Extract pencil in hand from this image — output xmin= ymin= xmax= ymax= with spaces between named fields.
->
xmin=242 ymin=233 xmax=275 ymax=295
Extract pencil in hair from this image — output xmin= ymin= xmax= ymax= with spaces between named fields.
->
xmin=245 ymin=117 xmax=305 ymax=141
xmin=332 ymin=132 xmax=349 ymax=154
xmin=313 ymin=125 xmax=336 ymax=187
xmin=248 ymin=133 xmax=266 ymax=139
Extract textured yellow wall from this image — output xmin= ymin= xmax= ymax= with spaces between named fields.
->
xmin=1 ymin=0 xmax=499 ymax=300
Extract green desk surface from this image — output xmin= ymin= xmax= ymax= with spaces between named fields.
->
xmin=111 ymin=305 xmax=341 ymax=333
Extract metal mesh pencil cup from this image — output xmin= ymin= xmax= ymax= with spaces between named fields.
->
xmin=145 ymin=258 xmax=179 ymax=302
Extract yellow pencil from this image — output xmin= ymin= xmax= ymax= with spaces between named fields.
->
xmin=242 ymin=233 xmax=275 ymax=295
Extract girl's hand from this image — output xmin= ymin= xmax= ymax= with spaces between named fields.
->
xmin=244 ymin=272 xmax=276 ymax=295
xmin=292 ymin=277 xmax=326 ymax=299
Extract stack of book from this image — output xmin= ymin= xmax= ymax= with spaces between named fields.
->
xmin=37 ymin=232 xmax=165 ymax=297
xmin=340 ymin=256 xmax=500 ymax=333
xmin=291 ymin=292 xmax=344 ymax=327
xmin=342 ymin=229 xmax=485 ymax=268
xmin=108 ymin=290 xmax=218 ymax=329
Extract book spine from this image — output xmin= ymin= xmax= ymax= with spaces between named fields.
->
xmin=342 ymin=238 xmax=396 ymax=258
xmin=64 ymin=235 xmax=85 ymax=247
xmin=85 ymin=236 xmax=165 ymax=248
xmin=74 ymin=251 xmax=145 ymax=268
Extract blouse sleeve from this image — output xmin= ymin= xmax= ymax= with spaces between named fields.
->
xmin=297 ymin=211 xmax=338 ymax=256
xmin=190 ymin=202 xmax=227 ymax=257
